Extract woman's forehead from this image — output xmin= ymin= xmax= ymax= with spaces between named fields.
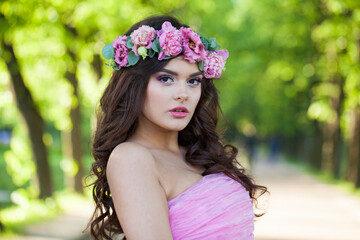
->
xmin=161 ymin=56 xmax=202 ymax=76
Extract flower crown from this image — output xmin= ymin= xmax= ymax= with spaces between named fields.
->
xmin=101 ymin=21 xmax=229 ymax=79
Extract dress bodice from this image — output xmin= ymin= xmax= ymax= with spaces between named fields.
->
xmin=167 ymin=172 xmax=254 ymax=240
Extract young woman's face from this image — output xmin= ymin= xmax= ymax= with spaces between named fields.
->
xmin=140 ymin=55 xmax=203 ymax=132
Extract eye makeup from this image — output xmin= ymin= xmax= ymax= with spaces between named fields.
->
xmin=156 ymin=74 xmax=203 ymax=86
xmin=156 ymin=74 xmax=174 ymax=84
xmin=187 ymin=77 xmax=203 ymax=86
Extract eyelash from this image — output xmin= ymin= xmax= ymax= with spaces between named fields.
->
xmin=157 ymin=75 xmax=203 ymax=86
xmin=157 ymin=75 xmax=174 ymax=84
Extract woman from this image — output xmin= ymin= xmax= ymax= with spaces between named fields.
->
xmin=89 ymin=15 xmax=267 ymax=240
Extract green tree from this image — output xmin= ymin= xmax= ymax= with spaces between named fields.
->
xmin=1 ymin=11 xmax=53 ymax=198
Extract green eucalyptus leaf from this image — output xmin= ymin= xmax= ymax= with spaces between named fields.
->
xmin=164 ymin=55 xmax=173 ymax=60
xmin=200 ymin=35 xmax=207 ymax=43
xmin=126 ymin=36 xmax=134 ymax=48
xmin=152 ymin=37 xmax=161 ymax=53
xmin=149 ymin=48 xmax=156 ymax=58
xmin=105 ymin=59 xmax=120 ymax=70
xmin=208 ymin=38 xmax=218 ymax=50
xmin=198 ymin=61 xmax=204 ymax=71
xmin=102 ymin=43 xmax=114 ymax=60
xmin=200 ymin=35 xmax=209 ymax=50
xmin=203 ymin=41 xmax=209 ymax=50
xmin=128 ymin=51 xmax=140 ymax=66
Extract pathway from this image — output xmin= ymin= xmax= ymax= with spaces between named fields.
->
xmin=252 ymin=154 xmax=360 ymax=240
xmin=3 ymin=154 xmax=360 ymax=240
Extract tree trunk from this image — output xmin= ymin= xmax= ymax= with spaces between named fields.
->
xmin=311 ymin=133 xmax=323 ymax=170
xmin=71 ymin=94 xmax=84 ymax=193
xmin=61 ymin=130 xmax=74 ymax=188
xmin=306 ymin=122 xmax=323 ymax=170
xmin=347 ymin=108 xmax=360 ymax=186
xmin=65 ymin=68 xmax=84 ymax=193
xmin=3 ymin=40 xmax=53 ymax=198
xmin=92 ymin=54 xmax=103 ymax=82
xmin=321 ymin=112 xmax=341 ymax=178
xmin=321 ymin=76 xmax=343 ymax=179
xmin=332 ymin=76 xmax=344 ymax=179
xmin=354 ymin=38 xmax=360 ymax=188
xmin=61 ymin=23 xmax=85 ymax=193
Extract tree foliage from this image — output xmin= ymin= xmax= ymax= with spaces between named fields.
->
xmin=1 ymin=0 xmax=360 ymax=204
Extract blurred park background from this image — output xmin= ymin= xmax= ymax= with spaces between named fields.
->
xmin=1 ymin=0 xmax=360 ymax=239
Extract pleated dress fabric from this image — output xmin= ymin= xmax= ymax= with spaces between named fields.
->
xmin=168 ymin=172 xmax=254 ymax=240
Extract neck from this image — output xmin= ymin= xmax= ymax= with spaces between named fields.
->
xmin=128 ymin=116 xmax=181 ymax=153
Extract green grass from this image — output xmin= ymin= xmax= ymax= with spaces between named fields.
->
xmin=0 ymin=142 xmax=94 ymax=236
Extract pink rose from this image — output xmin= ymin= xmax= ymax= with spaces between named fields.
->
xmin=180 ymin=27 xmax=206 ymax=63
xmin=112 ymin=36 xmax=129 ymax=67
xmin=156 ymin=21 xmax=183 ymax=60
xmin=203 ymin=50 xmax=229 ymax=79
xmin=131 ymin=25 xmax=156 ymax=56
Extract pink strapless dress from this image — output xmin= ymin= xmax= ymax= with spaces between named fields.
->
xmin=168 ymin=172 xmax=254 ymax=240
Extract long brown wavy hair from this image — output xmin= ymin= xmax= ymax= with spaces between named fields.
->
xmin=88 ymin=15 xmax=267 ymax=240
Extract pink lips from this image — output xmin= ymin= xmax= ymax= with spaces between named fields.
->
xmin=169 ymin=106 xmax=189 ymax=118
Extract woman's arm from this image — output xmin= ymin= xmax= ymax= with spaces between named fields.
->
xmin=106 ymin=142 xmax=173 ymax=240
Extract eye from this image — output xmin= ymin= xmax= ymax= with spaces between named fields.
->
xmin=157 ymin=75 xmax=174 ymax=84
xmin=187 ymin=78 xmax=203 ymax=86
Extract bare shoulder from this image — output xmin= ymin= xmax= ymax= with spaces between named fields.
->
xmin=106 ymin=142 xmax=173 ymax=239
xmin=108 ymin=142 xmax=155 ymax=164
xmin=107 ymin=142 xmax=157 ymax=179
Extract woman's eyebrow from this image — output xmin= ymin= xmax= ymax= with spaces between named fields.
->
xmin=189 ymin=72 xmax=203 ymax=77
xmin=160 ymin=69 xmax=203 ymax=77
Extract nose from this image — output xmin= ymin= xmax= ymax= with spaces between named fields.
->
xmin=174 ymin=81 xmax=189 ymax=102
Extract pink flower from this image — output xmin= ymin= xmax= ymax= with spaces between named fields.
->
xmin=112 ymin=36 xmax=129 ymax=67
xmin=180 ymin=27 xmax=206 ymax=63
xmin=157 ymin=21 xmax=183 ymax=60
xmin=131 ymin=25 xmax=156 ymax=56
xmin=203 ymin=50 xmax=229 ymax=79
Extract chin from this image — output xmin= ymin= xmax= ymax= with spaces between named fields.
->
xmin=163 ymin=122 xmax=189 ymax=132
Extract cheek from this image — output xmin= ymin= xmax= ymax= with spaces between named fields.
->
xmin=144 ymin=82 xmax=165 ymax=111
xmin=193 ymin=88 xmax=202 ymax=106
